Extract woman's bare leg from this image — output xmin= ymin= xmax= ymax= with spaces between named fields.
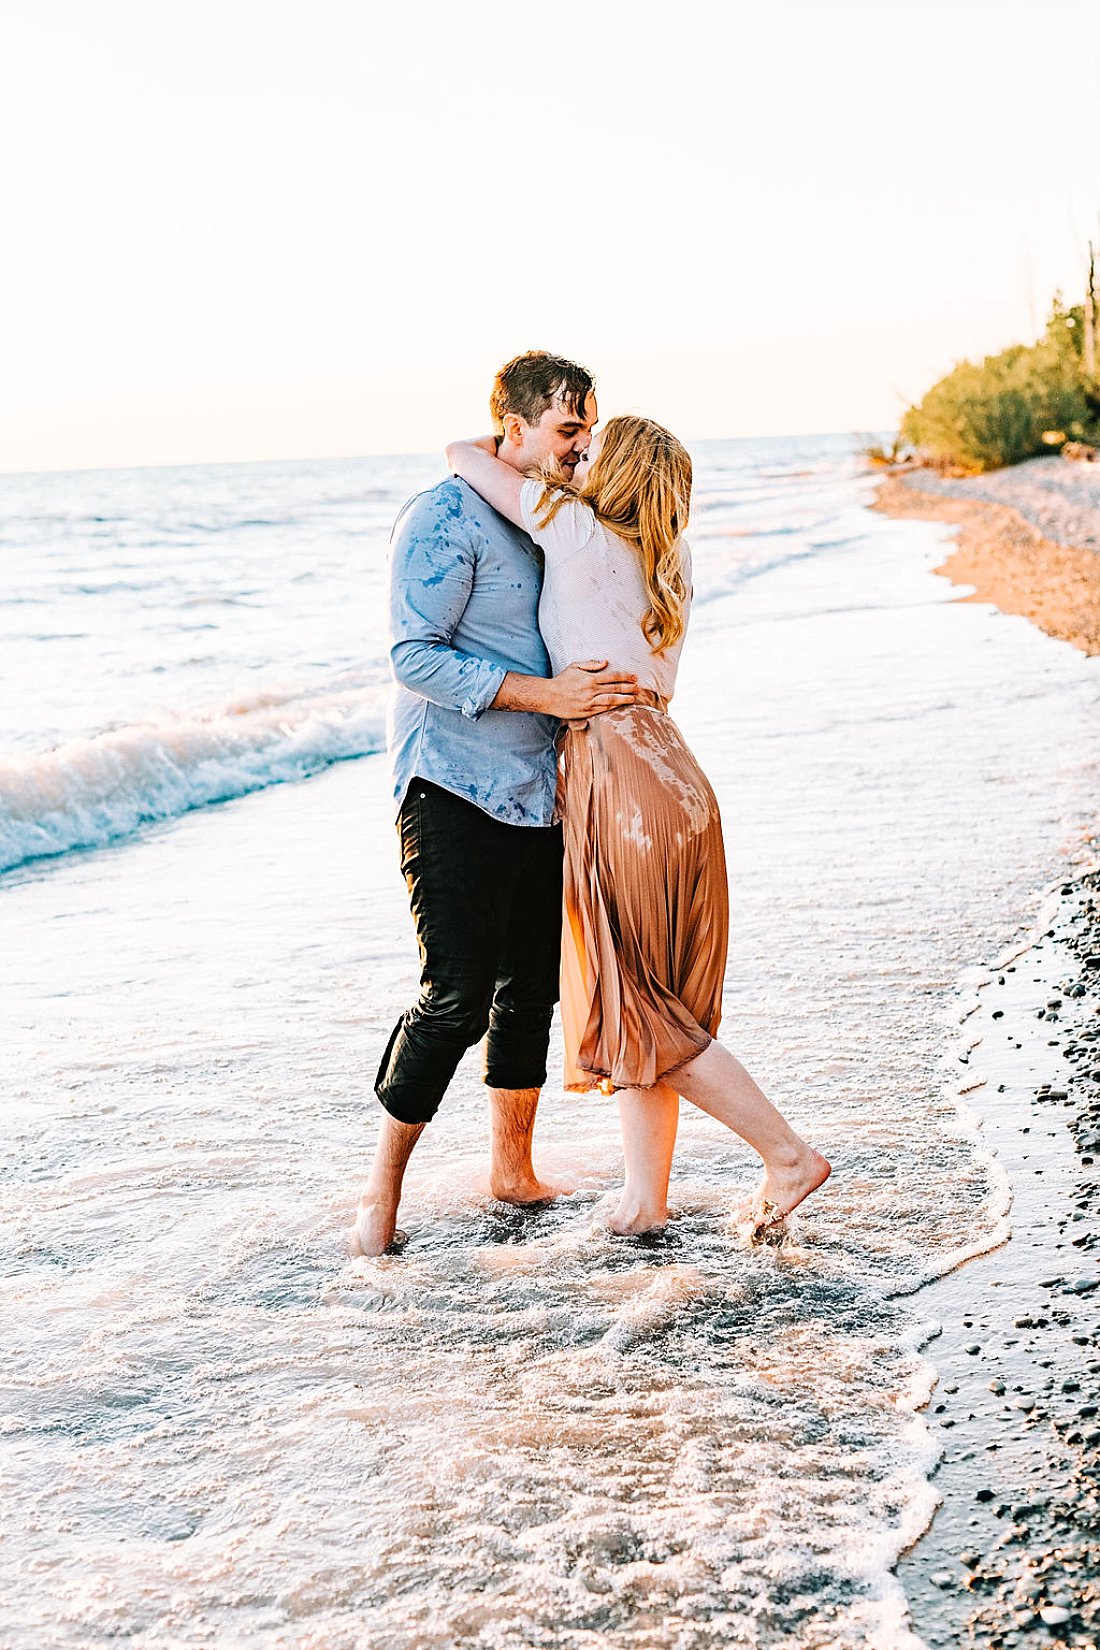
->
xmin=676 ymin=1040 xmax=830 ymax=1221
xmin=608 ymin=1081 xmax=680 ymax=1235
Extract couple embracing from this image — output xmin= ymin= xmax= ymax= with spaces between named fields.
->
xmin=353 ymin=351 xmax=829 ymax=1256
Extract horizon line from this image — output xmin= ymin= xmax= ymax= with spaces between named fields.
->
xmin=0 ymin=426 xmax=894 ymax=483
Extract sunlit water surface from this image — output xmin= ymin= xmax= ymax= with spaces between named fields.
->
xmin=2 ymin=437 xmax=1097 ymax=1648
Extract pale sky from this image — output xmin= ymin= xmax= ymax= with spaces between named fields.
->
xmin=2 ymin=0 xmax=1099 ymax=472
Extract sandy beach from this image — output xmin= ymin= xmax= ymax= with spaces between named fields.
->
xmin=874 ymin=456 xmax=1100 ymax=657
xmin=879 ymin=458 xmax=1100 ymax=1647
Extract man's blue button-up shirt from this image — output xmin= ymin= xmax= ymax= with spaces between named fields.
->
xmin=387 ymin=477 xmax=559 ymax=827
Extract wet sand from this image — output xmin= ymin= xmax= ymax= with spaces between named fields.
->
xmin=873 ymin=458 xmax=1100 ymax=657
xmin=879 ymin=458 xmax=1100 ymax=1644
xmin=901 ymin=860 xmax=1100 ymax=1647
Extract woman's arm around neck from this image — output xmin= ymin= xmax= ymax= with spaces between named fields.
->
xmin=445 ymin=436 xmax=526 ymax=529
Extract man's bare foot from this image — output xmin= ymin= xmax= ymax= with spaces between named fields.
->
xmin=606 ymin=1196 xmax=670 ymax=1237
xmin=749 ymin=1145 xmax=832 ymax=1233
xmin=488 ymin=1173 xmax=564 ymax=1207
xmin=349 ymin=1196 xmax=401 ymax=1257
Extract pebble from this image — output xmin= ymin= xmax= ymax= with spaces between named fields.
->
xmin=965 ymin=1342 xmax=982 ymax=1355
xmin=1039 ymin=1603 xmax=1072 ymax=1625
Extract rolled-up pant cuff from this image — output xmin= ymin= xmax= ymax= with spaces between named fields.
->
xmin=482 ymin=1057 xmax=549 ymax=1091
xmin=482 ymin=1006 xmax=553 ymax=1092
xmin=374 ymin=1016 xmax=458 ymax=1126
xmin=375 ymin=1085 xmax=443 ymax=1127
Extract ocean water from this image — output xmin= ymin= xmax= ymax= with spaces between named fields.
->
xmin=2 ymin=436 xmax=1097 ymax=1649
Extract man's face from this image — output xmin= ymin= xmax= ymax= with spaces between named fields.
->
xmin=515 ymin=390 xmax=598 ymax=479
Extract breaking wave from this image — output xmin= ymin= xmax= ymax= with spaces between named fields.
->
xmin=0 ymin=681 xmax=386 ymax=873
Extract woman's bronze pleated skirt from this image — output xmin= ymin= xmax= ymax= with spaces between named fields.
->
xmin=557 ymin=701 xmax=729 ymax=1095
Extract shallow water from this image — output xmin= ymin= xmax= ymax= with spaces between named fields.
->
xmin=2 ymin=437 xmax=1097 ymax=1648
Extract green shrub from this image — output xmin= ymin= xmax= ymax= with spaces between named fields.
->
xmin=901 ymin=297 xmax=1100 ymax=472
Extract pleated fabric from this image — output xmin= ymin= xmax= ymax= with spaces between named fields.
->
xmin=557 ymin=700 xmax=729 ymax=1095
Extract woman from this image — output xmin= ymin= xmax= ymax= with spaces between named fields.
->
xmin=446 ymin=416 xmax=830 ymax=1237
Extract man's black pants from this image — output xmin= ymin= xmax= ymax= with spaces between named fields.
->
xmin=374 ymin=778 xmax=563 ymax=1125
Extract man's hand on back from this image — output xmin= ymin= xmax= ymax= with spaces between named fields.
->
xmin=492 ymin=661 xmax=643 ymax=719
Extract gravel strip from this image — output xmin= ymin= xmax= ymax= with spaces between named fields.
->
xmin=901 ymin=859 xmax=1100 ymax=1650
xmin=905 ymin=454 xmax=1100 ymax=554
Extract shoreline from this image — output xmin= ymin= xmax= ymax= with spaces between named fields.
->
xmin=903 ymin=851 xmax=1100 ymax=1650
xmin=879 ymin=458 xmax=1100 ymax=1644
xmin=873 ymin=465 xmax=1100 ymax=658
xmin=901 ymin=858 xmax=1100 ymax=1647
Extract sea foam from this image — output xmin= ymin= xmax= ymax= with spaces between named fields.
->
xmin=0 ymin=682 xmax=385 ymax=873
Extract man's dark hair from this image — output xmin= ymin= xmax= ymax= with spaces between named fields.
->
xmin=489 ymin=351 xmax=595 ymax=436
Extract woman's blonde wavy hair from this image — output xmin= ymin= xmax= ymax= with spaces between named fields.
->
xmin=533 ymin=414 xmax=692 ymax=652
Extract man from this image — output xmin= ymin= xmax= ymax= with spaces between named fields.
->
xmin=353 ymin=351 xmax=641 ymax=1255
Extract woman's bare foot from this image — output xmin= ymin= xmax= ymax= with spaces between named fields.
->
xmin=750 ymin=1144 xmax=832 ymax=1232
xmin=350 ymin=1196 xmax=402 ymax=1257
xmin=606 ymin=1195 xmax=670 ymax=1237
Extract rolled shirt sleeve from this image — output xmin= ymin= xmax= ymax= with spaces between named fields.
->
xmin=389 ymin=498 xmax=508 ymax=721
xmin=385 ymin=476 xmax=559 ymax=826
